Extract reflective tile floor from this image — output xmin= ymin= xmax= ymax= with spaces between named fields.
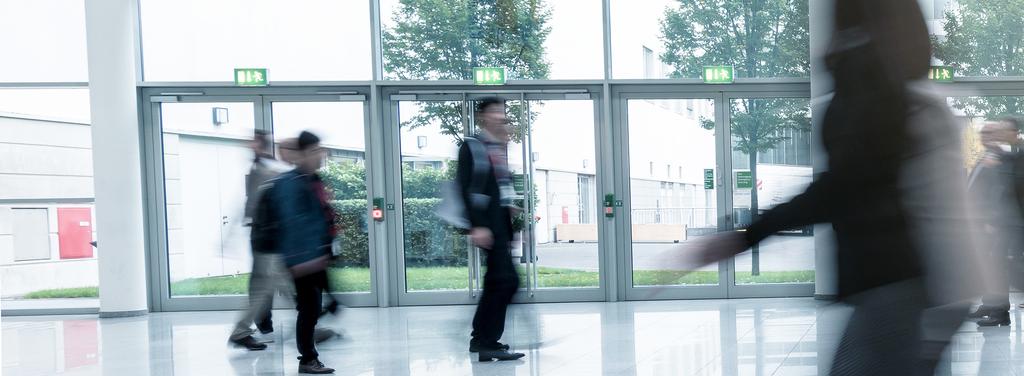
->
xmin=3 ymin=298 xmax=1024 ymax=375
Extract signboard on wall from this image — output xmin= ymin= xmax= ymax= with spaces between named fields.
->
xmin=703 ymin=66 xmax=734 ymax=84
xmin=234 ymin=68 xmax=268 ymax=86
xmin=735 ymin=170 xmax=754 ymax=189
xmin=473 ymin=67 xmax=506 ymax=85
xmin=928 ymin=66 xmax=954 ymax=83
xmin=703 ymin=169 xmax=714 ymax=190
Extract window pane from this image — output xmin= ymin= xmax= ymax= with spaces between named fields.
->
xmin=730 ymin=98 xmax=814 ymax=285
xmin=930 ymin=0 xmax=1024 ymax=78
xmin=381 ymin=0 xmax=604 ymax=80
xmin=627 ymin=99 xmax=719 ymax=287
xmin=140 ymin=0 xmax=371 ymax=82
xmin=0 ymin=1 xmax=88 ymax=82
xmin=611 ymin=0 xmax=809 ymax=79
xmin=271 ymin=102 xmax=371 ymax=294
xmin=949 ymin=96 xmax=1024 ymax=168
xmin=161 ymin=102 xmax=256 ymax=297
xmin=1 ymin=88 xmax=98 ymax=310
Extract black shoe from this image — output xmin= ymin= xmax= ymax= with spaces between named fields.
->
xmin=298 ymin=359 xmax=335 ymax=374
xmin=967 ymin=307 xmax=992 ymax=319
xmin=469 ymin=340 xmax=510 ymax=353
xmin=229 ymin=336 xmax=268 ymax=351
xmin=478 ymin=349 xmax=525 ymax=362
xmin=978 ymin=315 xmax=1011 ymax=327
xmin=258 ymin=327 xmax=274 ymax=335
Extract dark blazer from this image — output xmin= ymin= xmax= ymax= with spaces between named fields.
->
xmin=271 ymin=170 xmax=333 ymax=268
xmin=456 ymin=137 xmax=513 ymax=243
xmin=743 ymin=43 xmax=976 ymax=301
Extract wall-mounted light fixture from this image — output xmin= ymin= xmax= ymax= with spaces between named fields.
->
xmin=212 ymin=107 xmax=229 ymax=125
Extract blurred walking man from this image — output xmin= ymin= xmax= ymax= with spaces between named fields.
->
xmin=459 ymin=97 xmax=525 ymax=362
xmin=229 ymin=130 xmax=291 ymax=351
xmin=275 ymin=132 xmax=337 ymax=374
xmin=967 ymin=117 xmax=1024 ymax=327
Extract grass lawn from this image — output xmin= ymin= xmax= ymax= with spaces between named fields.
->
xmin=22 ymin=287 xmax=100 ymax=299
xmin=19 ymin=268 xmax=815 ymax=298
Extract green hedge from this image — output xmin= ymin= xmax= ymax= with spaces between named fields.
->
xmin=401 ymin=198 xmax=468 ymax=267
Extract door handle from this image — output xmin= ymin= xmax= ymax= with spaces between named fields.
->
xmin=222 ymin=216 xmax=229 ymax=225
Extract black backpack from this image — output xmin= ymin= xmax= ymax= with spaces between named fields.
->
xmin=250 ymin=179 xmax=280 ymax=254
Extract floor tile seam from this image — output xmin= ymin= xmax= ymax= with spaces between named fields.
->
xmin=768 ymin=321 xmax=815 ymax=376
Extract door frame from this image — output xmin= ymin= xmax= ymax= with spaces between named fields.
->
xmin=140 ymin=87 xmax=379 ymax=312
xmin=379 ymin=85 xmax=610 ymax=306
xmin=610 ymin=83 xmax=813 ymax=301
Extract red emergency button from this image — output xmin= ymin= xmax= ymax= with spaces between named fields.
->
xmin=372 ymin=209 xmax=384 ymax=221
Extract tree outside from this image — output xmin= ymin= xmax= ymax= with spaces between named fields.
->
xmin=382 ymin=0 xmax=552 ymax=143
xmin=933 ymin=0 xmax=1024 ymax=118
xmin=660 ymin=0 xmax=811 ymax=275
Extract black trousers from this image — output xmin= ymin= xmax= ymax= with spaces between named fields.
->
xmin=250 ymin=255 xmax=274 ymax=333
xmin=471 ymin=239 xmax=520 ymax=345
xmin=981 ymin=244 xmax=1011 ymax=313
xmin=294 ymin=270 xmax=328 ymax=362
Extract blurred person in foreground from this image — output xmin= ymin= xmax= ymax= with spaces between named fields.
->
xmin=229 ymin=130 xmax=293 ymax=351
xmin=966 ymin=117 xmax=1024 ymax=327
xmin=274 ymin=132 xmax=337 ymax=374
xmin=459 ymin=97 xmax=525 ymax=362
xmin=671 ymin=0 xmax=982 ymax=374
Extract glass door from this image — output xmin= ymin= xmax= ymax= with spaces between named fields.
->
xmin=387 ymin=91 xmax=605 ymax=306
xmin=725 ymin=95 xmax=815 ymax=297
xmin=146 ymin=92 xmax=379 ymax=311
xmin=618 ymin=94 xmax=729 ymax=300
xmin=262 ymin=94 xmax=377 ymax=307
xmin=148 ymin=95 xmax=266 ymax=310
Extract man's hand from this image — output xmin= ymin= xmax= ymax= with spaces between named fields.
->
xmin=471 ymin=227 xmax=494 ymax=249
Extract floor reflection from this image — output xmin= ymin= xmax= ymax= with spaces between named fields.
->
xmin=2 ymin=298 xmax=1022 ymax=375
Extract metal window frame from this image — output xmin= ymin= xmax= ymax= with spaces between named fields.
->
xmin=7 ymin=0 xmax=1024 ymax=314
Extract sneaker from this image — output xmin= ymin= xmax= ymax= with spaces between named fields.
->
xmin=298 ymin=359 xmax=335 ymax=374
xmin=229 ymin=335 xmax=268 ymax=351
xmin=254 ymin=331 xmax=276 ymax=343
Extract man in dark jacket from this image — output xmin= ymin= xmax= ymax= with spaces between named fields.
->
xmin=275 ymin=132 xmax=336 ymax=374
xmin=459 ymin=97 xmax=525 ymax=362
xmin=967 ymin=117 xmax=1024 ymax=327
xmin=229 ymin=130 xmax=292 ymax=351
xmin=678 ymin=1 xmax=981 ymax=374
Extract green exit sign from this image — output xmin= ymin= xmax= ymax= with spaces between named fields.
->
xmin=234 ymin=68 xmax=268 ymax=86
xmin=928 ymin=66 xmax=954 ymax=82
xmin=703 ymin=66 xmax=734 ymax=84
xmin=473 ymin=67 xmax=506 ymax=85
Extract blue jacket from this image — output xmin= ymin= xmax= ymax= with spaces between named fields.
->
xmin=270 ymin=169 xmax=333 ymax=268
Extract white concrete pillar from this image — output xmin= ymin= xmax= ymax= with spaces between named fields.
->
xmin=84 ymin=0 xmax=148 ymax=317
xmin=809 ymin=0 xmax=838 ymax=299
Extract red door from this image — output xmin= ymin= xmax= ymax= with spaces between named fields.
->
xmin=58 ymin=207 xmax=93 ymax=259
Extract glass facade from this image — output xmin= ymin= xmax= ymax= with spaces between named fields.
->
xmin=5 ymin=0 xmax=1024 ymax=311
xmin=139 ymin=0 xmax=373 ymax=81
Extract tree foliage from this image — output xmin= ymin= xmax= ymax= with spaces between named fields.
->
xmin=660 ymin=0 xmax=811 ymax=217
xmin=933 ymin=0 xmax=1024 ymax=117
xmin=382 ymin=0 xmax=552 ymax=142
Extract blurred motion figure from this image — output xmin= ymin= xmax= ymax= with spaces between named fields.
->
xmin=681 ymin=0 xmax=982 ymax=374
xmin=228 ymin=130 xmax=292 ymax=351
xmin=966 ymin=117 xmax=1024 ymax=327
xmin=274 ymin=132 xmax=337 ymax=374
xmin=458 ymin=97 xmax=526 ymax=362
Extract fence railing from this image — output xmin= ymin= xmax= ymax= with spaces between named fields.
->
xmin=630 ymin=207 xmax=716 ymax=228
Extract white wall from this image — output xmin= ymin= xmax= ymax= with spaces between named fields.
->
xmin=0 ymin=115 xmax=99 ymax=298
xmin=0 ymin=115 xmax=93 ymax=201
